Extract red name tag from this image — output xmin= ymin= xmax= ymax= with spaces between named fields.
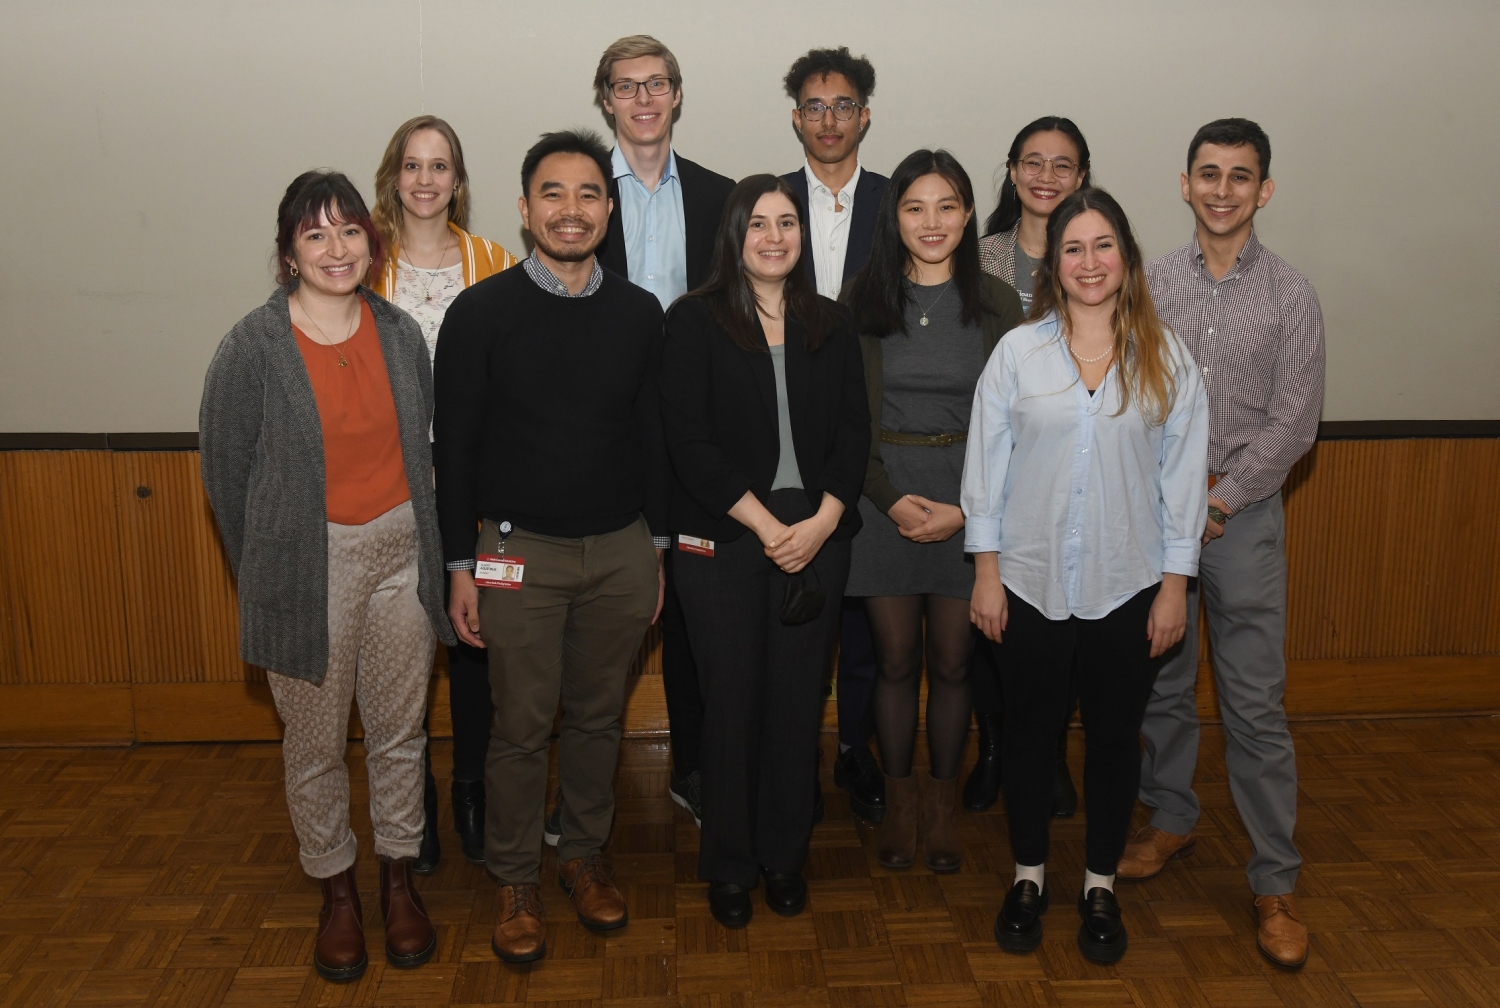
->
xmin=677 ymin=535 xmax=714 ymax=557
xmin=475 ymin=554 xmax=525 ymax=589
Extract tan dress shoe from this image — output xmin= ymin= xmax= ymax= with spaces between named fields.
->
xmin=560 ymin=854 xmax=628 ymax=930
xmin=1255 ymin=893 xmax=1308 ymax=967
xmin=1116 ymin=825 xmax=1196 ymax=880
xmin=492 ymin=883 xmax=546 ymax=963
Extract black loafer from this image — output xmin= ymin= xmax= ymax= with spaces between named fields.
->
xmin=763 ymin=871 xmax=807 ymax=917
xmin=834 ymin=744 xmax=887 ymax=823
xmin=962 ymin=714 xmax=1003 ymax=812
xmin=708 ymin=881 xmax=753 ymax=928
xmin=1052 ymin=758 xmax=1078 ymax=818
xmin=994 ymin=879 xmax=1049 ymax=952
xmin=1077 ymin=887 xmax=1128 ymax=963
xmin=413 ymin=772 xmax=441 ymax=875
xmin=451 ymin=780 xmax=485 ymax=865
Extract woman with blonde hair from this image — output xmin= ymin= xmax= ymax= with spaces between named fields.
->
xmin=962 ymin=188 xmax=1207 ymax=963
xmin=370 ymin=115 xmax=518 ymax=873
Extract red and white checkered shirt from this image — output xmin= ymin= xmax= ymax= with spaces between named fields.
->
xmin=1146 ymin=230 xmax=1325 ymax=516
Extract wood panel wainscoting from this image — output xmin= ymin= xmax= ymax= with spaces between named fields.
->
xmin=1 ymin=435 xmax=1497 ymax=745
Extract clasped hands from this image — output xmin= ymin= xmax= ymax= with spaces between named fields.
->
xmin=889 ymin=494 xmax=965 ymax=543
xmin=761 ymin=512 xmax=837 ymax=574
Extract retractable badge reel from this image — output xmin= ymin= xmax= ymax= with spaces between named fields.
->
xmin=475 ymin=521 xmax=525 ymax=590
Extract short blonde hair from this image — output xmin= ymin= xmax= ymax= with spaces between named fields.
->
xmin=593 ymin=35 xmax=681 ymax=103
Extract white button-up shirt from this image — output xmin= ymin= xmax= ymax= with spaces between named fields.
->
xmin=961 ymin=316 xmax=1209 ymax=620
xmin=803 ymin=161 xmax=862 ymax=299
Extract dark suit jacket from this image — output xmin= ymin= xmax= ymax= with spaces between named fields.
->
xmin=600 ymin=153 xmax=736 ymax=293
xmin=660 ymin=296 xmax=870 ymax=544
xmin=781 ymin=166 xmax=890 ymax=289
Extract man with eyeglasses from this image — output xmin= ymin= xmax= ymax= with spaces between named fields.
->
xmin=779 ymin=47 xmax=890 ymax=828
xmin=550 ymin=34 xmax=732 ymax=839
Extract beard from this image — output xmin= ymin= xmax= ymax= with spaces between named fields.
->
xmin=531 ymin=218 xmax=600 ymax=263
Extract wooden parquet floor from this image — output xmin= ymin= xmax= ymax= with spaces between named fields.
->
xmin=3 ymin=718 xmax=1500 ymax=1007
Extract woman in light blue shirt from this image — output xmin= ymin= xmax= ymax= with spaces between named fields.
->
xmin=960 ymin=189 xmax=1208 ymax=965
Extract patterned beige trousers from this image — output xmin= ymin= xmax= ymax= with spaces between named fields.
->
xmin=267 ymin=500 xmax=436 ymax=878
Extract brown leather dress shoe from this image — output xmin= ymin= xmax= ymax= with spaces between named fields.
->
xmin=1116 ymin=825 xmax=1196 ymax=880
xmin=379 ymin=856 xmax=436 ymax=968
xmin=1255 ymin=893 xmax=1308 ymax=967
xmin=559 ymin=854 xmax=628 ymax=930
xmin=314 ymin=865 xmax=368 ymax=981
xmin=492 ymin=883 xmax=546 ymax=963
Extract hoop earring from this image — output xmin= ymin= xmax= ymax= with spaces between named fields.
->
xmin=288 ymin=264 xmax=299 ymax=278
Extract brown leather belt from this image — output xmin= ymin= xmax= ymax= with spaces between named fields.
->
xmin=879 ymin=429 xmax=968 ymax=448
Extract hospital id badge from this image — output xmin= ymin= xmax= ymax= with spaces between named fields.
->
xmin=475 ymin=554 xmax=525 ymax=589
xmin=677 ymin=534 xmax=715 ymax=557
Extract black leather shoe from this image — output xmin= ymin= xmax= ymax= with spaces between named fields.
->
xmin=1077 ymin=887 xmax=1128 ymax=963
xmin=834 ymin=745 xmax=887 ymax=823
xmin=963 ymin=714 xmax=1004 ymax=812
xmin=451 ymin=780 xmax=485 ymax=865
xmin=994 ymin=879 xmax=1049 ymax=952
xmin=669 ymin=770 xmax=702 ymax=828
xmin=762 ymin=871 xmax=807 ymax=917
xmin=708 ymin=881 xmax=753 ymax=928
xmin=413 ymin=771 xmax=440 ymax=875
xmin=1051 ymin=753 xmax=1078 ymax=818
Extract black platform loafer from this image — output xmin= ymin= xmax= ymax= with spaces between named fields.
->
xmin=994 ymin=879 xmax=1049 ymax=952
xmin=834 ymin=744 xmax=887 ymax=823
xmin=763 ymin=871 xmax=808 ymax=917
xmin=708 ymin=881 xmax=753 ymax=928
xmin=1077 ymin=887 xmax=1128 ymax=963
xmin=451 ymin=779 xmax=486 ymax=865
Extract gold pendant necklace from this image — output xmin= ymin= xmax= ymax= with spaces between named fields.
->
xmin=297 ymin=292 xmax=356 ymax=367
xmin=409 ymin=234 xmax=456 ymax=302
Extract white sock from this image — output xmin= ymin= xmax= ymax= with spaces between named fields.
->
xmin=1083 ymin=870 xmax=1115 ymax=895
xmin=1014 ymin=862 xmax=1045 ymax=889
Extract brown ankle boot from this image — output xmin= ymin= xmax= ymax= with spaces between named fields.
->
xmin=314 ymin=865 xmax=367 ymax=982
xmin=379 ymin=856 xmax=436 ymax=968
xmin=876 ymin=773 xmax=919 ymax=869
xmin=920 ymin=773 xmax=963 ymax=873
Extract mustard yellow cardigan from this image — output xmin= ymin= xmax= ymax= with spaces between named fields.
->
xmin=370 ymin=221 xmax=518 ymax=299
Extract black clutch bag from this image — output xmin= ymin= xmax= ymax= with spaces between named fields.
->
xmin=779 ymin=565 xmax=826 ymax=625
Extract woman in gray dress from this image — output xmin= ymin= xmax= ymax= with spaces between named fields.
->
xmin=840 ymin=151 xmax=1022 ymax=873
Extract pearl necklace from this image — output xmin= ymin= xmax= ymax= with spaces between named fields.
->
xmin=1067 ymin=338 xmax=1113 ymax=364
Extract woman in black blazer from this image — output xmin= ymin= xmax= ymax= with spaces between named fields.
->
xmin=660 ymin=174 xmax=870 ymax=929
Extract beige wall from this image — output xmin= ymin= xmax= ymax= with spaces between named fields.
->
xmin=1 ymin=0 xmax=1496 ymax=430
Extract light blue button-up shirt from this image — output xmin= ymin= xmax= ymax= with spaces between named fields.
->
xmin=611 ymin=146 xmax=687 ymax=311
xmin=961 ymin=315 xmax=1209 ymax=620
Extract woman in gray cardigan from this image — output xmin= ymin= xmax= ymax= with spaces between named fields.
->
xmin=200 ymin=171 xmax=456 ymax=983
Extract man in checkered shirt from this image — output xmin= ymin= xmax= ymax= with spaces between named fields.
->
xmin=1118 ymin=119 xmax=1325 ymax=970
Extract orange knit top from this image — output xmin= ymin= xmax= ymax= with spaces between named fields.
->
xmin=293 ymin=297 xmax=411 ymax=525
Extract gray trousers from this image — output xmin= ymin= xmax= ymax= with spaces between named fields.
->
xmin=1138 ymin=494 xmax=1301 ymax=895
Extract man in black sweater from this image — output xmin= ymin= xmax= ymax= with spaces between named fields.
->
xmin=434 ymin=130 xmax=668 ymax=965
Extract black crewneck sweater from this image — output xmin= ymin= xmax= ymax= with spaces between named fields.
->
xmin=433 ymin=264 xmax=667 ymax=565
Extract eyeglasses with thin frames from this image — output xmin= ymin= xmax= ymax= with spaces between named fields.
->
xmin=796 ymin=99 xmax=863 ymax=122
xmin=1014 ymin=155 xmax=1078 ymax=179
xmin=609 ymin=76 xmax=675 ymax=99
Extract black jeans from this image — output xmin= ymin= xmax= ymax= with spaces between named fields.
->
xmin=999 ymin=584 xmax=1164 ymax=875
xmin=661 ymin=549 xmax=703 ymax=778
xmin=675 ymin=490 xmax=850 ymax=888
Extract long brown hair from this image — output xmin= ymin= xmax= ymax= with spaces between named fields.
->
xmin=1031 ymin=188 xmax=1176 ymax=425
xmin=371 ymin=116 xmax=470 ymax=255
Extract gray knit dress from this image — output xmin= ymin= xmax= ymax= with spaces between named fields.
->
xmin=846 ymin=282 xmax=987 ymax=599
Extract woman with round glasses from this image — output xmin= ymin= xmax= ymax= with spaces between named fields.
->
xmin=965 ymin=116 xmax=1093 ymax=818
xmin=369 ymin=115 xmax=519 ymax=875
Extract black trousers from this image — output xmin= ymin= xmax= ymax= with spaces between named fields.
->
xmin=661 ymin=549 xmax=703 ymax=778
xmin=836 ymin=599 xmax=878 ymax=748
xmin=968 ymin=629 xmax=1003 ymax=719
xmin=675 ymin=490 xmax=851 ymax=888
xmin=999 ymin=584 xmax=1163 ymax=875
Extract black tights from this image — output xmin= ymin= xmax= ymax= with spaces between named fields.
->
xmin=867 ymin=594 xmax=974 ymax=780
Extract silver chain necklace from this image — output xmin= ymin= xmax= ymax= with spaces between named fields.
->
xmin=912 ymin=279 xmax=953 ymax=326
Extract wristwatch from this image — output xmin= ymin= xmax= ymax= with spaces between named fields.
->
xmin=1207 ymin=505 xmax=1228 ymax=525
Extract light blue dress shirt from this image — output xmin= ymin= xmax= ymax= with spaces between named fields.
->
xmin=612 ymin=146 xmax=687 ymax=310
xmin=961 ymin=315 xmax=1209 ymax=620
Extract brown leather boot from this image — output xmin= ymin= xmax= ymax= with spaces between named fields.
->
xmin=1255 ymin=893 xmax=1308 ymax=967
xmin=1116 ymin=825 xmax=1196 ymax=880
xmin=920 ymin=773 xmax=963 ymax=873
xmin=314 ymin=866 xmax=367 ymax=982
xmin=559 ymin=853 xmax=628 ymax=930
xmin=379 ymin=856 xmax=436 ymax=968
xmin=492 ymin=883 xmax=546 ymax=963
xmin=876 ymin=773 xmax=919 ymax=870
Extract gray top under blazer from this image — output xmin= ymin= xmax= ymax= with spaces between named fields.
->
xmin=200 ymin=285 xmax=457 ymax=684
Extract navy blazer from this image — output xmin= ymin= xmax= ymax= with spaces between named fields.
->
xmin=600 ymin=153 xmax=736 ymax=294
xmin=780 ymin=166 xmax=890 ymax=288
